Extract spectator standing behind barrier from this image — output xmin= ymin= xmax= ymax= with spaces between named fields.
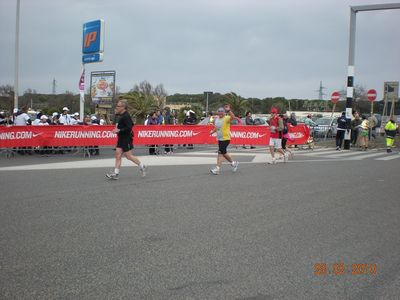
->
xmin=51 ymin=113 xmax=62 ymax=125
xmin=32 ymin=112 xmax=42 ymax=125
xmin=368 ymin=114 xmax=378 ymax=140
xmin=351 ymin=112 xmax=362 ymax=147
xmin=14 ymin=106 xmax=31 ymax=125
xmin=183 ymin=111 xmax=197 ymax=149
xmin=359 ymin=115 xmax=370 ymax=151
xmin=304 ymin=114 xmax=316 ymax=127
xmin=335 ymin=112 xmax=347 ymax=151
xmin=0 ymin=111 xmax=13 ymax=125
xmin=59 ymin=107 xmax=72 ymax=125
xmin=89 ymin=116 xmax=100 ymax=155
xmin=71 ymin=113 xmax=81 ymax=125
xmin=287 ymin=112 xmax=298 ymax=149
xmin=243 ymin=111 xmax=255 ymax=149
xmin=37 ymin=115 xmax=49 ymax=126
xmin=106 ymin=99 xmax=146 ymax=180
xmin=209 ymin=105 xmax=239 ymax=175
xmin=147 ymin=112 xmax=159 ymax=155
xmin=268 ymin=107 xmax=287 ymax=164
xmin=163 ymin=108 xmax=175 ymax=154
xmin=288 ymin=113 xmax=297 ymax=126
xmin=156 ymin=110 xmax=164 ymax=125
xmin=384 ymin=118 xmax=398 ymax=153
xmin=0 ymin=111 xmax=5 ymax=125
xmin=281 ymin=114 xmax=293 ymax=159
xmin=14 ymin=106 xmax=32 ymax=155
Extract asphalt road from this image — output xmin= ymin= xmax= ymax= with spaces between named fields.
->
xmin=1 ymin=147 xmax=400 ymax=299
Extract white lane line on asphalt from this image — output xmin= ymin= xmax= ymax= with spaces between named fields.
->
xmin=375 ymin=154 xmax=400 ymax=161
xmin=328 ymin=150 xmax=379 ymax=158
xmin=350 ymin=152 xmax=389 ymax=160
xmin=296 ymin=149 xmax=345 ymax=156
xmin=0 ymin=156 xmax=218 ymax=171
xmin=177 ymin=151 xmax=258 ymax=157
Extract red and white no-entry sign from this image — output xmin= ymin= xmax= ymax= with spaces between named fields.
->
xmin=331 ymin=91 xmax=340 ymax=104
xmin=367 ymin=89 xmax=377 ymax=102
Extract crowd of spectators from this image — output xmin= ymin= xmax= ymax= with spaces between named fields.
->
xmin=0 ymin=106 xmax=106 ymax=127
xmin=0 ymin=106 xmax=106 ymax=156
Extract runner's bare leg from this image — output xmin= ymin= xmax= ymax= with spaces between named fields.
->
xmin=124 ymin=150 xmax=142 ymax=166
xmin=115 ymin=148 xmax=123 ymax=169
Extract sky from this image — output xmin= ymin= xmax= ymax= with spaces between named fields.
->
xmin=0 ymin=0 xmax=399 ymax=100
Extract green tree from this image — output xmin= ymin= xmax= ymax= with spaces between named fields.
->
xmin=123 ymin=91 xmax=158 ymax=124
xmin=223 ymin=92 xmax=249 ymax=116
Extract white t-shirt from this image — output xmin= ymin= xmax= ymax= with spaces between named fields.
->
xmin=37 ymin=121 xmax=49 ymax=126
xmin=14 ymin=113 xmax=30 ymax=125
xmin=32 ymin=119 xmax=41 ymax=125
xmin=59 ymin=114 xmax=72 ymax=125
xmin=70 ymin=118 xmax=80 ymax=125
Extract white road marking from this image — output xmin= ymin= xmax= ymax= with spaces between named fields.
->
xmin=0 ymin=148 xmax=397 ymax=172
xmin=375 ymin=154 xmax=400 ymax=161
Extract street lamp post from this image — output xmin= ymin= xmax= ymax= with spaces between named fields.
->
xmin=14 ymin=0 xmax=20 ymax=110
xmin=204 ymin=91 xmax=213 ymax=116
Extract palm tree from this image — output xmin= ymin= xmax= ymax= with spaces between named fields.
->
xmin=223 ymin=92 xmax=249 ymax=116
xmin=123 ymin=91 xmax=158 ymax=124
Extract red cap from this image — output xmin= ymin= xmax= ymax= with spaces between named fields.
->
xmin=271 ymin=107 xmax=278 ymax=114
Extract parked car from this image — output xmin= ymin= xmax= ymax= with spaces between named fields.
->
xmin=198 ymin=116 xmax=243 ymax=125
xmin=240 ymin=117 xmax=268 ymax=126
xmin=313 ymin=117 xmax=337 ymax=137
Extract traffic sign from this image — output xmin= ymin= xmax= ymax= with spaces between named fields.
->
xmin=82 ymin=20 xmax=104 ymax=54
xmin=367 ymin=89 xmax=377 ymax=102
xmin=331 ymin=91 xmax=340 ymax=104
xmin=82 ymin=53 xmax=103 ymax=64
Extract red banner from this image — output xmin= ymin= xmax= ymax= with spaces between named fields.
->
xmin=0 ymin=124 xmax=309 ymax=148
xmin=0 ymin=125 xmax=117 ymax=148
xmin=134 ymin=125 xmax=269 ymax=145
xmin=286 ymin=124 xmax=310 ymax=145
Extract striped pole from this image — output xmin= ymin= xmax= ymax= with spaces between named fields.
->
xmin=344 ymin=66 xmax=354 ymax=149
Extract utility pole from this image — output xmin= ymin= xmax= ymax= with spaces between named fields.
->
xmin=204 ymin=91 xmax=213 ymax=115
xmin=52 ymin=78 xmax=57 ymax=94
xmin=14 ymin=0 xmax=20 ymax=110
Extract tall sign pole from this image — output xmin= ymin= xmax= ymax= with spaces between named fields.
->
xmin=14 ymin=0 xmax=20 ymax=110
xmin=81 ymin=19 xmax=105 ymax=120
xmin=344 ymin=3 xmax=400 ymax=149
xmin=325 ymin=91 xmax=340 ymax=140
xmin=367 ymin=89 xmax=377 ymax=115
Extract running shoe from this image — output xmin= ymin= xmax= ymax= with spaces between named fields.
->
xmin=283 ymin=153 xmax=289 ymax=163
xmin=106 ymin=173 xmax=119 ymax=180
xmin=210 ymin=167 xmax=220 ymax=175
xmin=268 ymin=158 xmax=277 ymax=165
xmin=140 ymin=165 xmax=147 ymax=177
xmin=232 ymin=161 xmax=239 ymax=172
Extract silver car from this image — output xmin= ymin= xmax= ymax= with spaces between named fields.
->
xmin=314 ymin=118 xmax=338 ymax=137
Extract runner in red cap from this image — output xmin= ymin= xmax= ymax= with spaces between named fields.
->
xmin=268 ymin=107 xmax=287 ymax=164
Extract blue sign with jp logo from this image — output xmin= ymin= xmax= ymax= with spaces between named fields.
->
xmin=82 ymin=19 xmax=104 ymax=56
xmin=82 ymin=53 xmax=104 ymax=63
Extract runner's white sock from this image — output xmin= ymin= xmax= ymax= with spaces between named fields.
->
xmin=114 ymin=168 xmax=120 ymax=174
xmin=139 ymin=162 xmax=144 ymax=169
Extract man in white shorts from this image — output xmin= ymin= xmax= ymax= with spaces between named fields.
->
xmin=268 ymin=107 xmax=287 ymax=164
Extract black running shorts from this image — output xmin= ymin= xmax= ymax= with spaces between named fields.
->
xmin=218 ymin=140 xmax=230 ymax=154
xmin=117 ymin=137 xmax=133 ymax=152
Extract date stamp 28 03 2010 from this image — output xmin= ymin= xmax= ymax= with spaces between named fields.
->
xmin=314 ymin=263 xmax=377 ymax=276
